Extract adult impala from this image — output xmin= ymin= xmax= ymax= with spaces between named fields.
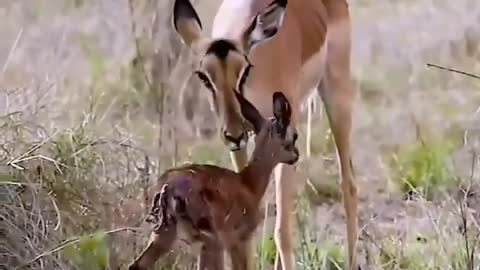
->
xmin=173 ymin=0 xmax=358 ymax=269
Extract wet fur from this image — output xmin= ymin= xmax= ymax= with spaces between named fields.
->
xmin=129 ymin=92 xmax=299 ymax=270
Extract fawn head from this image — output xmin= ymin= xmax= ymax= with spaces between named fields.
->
xmin=234 ymin=90 xmax=299 ymax=165
xmin=173 ymin=0 xmax=287 ymax=151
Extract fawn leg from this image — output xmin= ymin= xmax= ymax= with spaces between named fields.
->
xmin=229 ymin=239 xmax=254 ymax=270
xmin=197 ymin=241 xmax=224 ymax=270
xmin=128 ymin=222 xmax=177 ymax=270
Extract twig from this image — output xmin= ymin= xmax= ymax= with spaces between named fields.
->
xmin=127 ymin=0 xmax=153 ymax=92
xmin=18 ymin=227 xmax=141 ymax=269
xmin=457 ymin=147 xmax=477 ymax=270
xmin=1 ymin=28 xmax=23 ymax=79
xmin=459 ymin=196 xmax=474 ymax=270
xmin=12 ymin=155 xmax=68 ymax=173
xmin=142 ymin=154 xmax=150 ymax=215
xmin=6 ymin=130 xmax=59 ymax=168
xmin=426 ymin=63 xmax=480 ymax=80
xmin=47 ymin=191 xmax=62 ymax=231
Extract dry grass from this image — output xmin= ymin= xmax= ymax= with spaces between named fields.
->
xmin=1 ymin=0 xmax=480 ymax=269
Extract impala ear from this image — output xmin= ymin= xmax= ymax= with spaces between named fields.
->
xmin=233 ymin=91 xmax=265 ymax=134
xmin=241 ymin=0 xmax=287 ymax=52
xmin=272 ymin=91 xmax=291 ymax=128
xmin=173 ymin=0 xmax=203 ymax=47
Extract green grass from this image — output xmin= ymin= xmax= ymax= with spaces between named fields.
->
xmin=63 ymin=231 xmax=110 ymax=270
xmin=387 ymin=138 xmax=456 ymax=200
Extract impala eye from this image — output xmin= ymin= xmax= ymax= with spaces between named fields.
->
xmin=195 ymin=71 xmax=214 ymax=91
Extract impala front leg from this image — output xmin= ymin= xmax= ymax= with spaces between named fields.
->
xmin=319 ymin=5 xmax=359 ymax=268
xmin=228 ymin=146 xmax=253 ymax=268
xmin=320 ymin=80 xmax=358 ymax=269
xmin=274 ymin=163 xmax=297 ymax=270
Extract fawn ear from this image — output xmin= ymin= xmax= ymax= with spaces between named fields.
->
xmin=173 ymin=0 xmax=203 ymax=47
xmin=234 ymin=90 xmax=265 ymax=134
xmin=273 ymin=92 xmax=291 ymax=126
xmin=241 ymin=0 xmax=287 ymax=52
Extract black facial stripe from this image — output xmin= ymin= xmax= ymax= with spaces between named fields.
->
xmin=195 ymin=71 xmax=217 ymax=109
xmin=206 ymin=39 xmax=238 ymax=59
xmin=238 ymin=63 xmax=253 ymax=95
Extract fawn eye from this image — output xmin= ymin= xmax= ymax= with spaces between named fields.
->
xmin=195 ymin=71 xmax=214 ymax=91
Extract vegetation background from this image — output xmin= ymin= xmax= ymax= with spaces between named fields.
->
xmin=1 ymin=0 xmax=480 ymax=269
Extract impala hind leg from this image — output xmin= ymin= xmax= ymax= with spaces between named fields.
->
xmin=129 ymin=222 xmax=177 ymax=270
xmin=318 ymin=75 xmax=358 ymax=269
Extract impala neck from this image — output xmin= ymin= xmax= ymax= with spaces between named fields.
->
xmin=240 ymin=144 xmax=278 ymax=203
xmin=249 ymin=0 xmax=274 ymax=14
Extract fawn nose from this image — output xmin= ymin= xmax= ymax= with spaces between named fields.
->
xmin=287 ymin=147 xmax=300 ymax=165
xmin=221 ymin=129 xmax=248 ymax=151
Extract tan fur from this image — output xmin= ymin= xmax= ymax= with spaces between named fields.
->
xmin=174 ymin=0 xmax=358 ymax=269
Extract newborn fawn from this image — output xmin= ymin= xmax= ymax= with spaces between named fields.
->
xmin=129 ymin=91 xmax=299 ymax=270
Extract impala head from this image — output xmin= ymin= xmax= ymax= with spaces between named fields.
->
xmin=173 ymin=0 xmax=287 ymax=151
xmin=234 ymin=90 xmax=299 ymax=165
